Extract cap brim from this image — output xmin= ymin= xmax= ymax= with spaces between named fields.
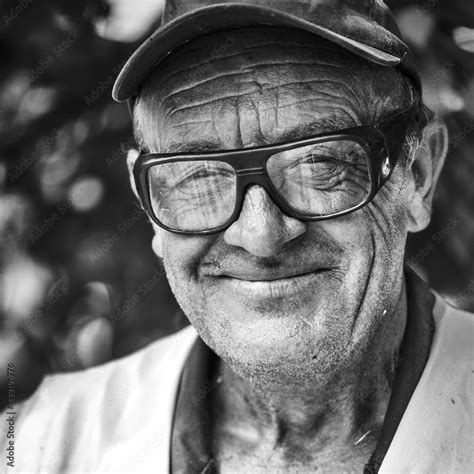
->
xmin=112 ymin=3 xmax=403 ymax=102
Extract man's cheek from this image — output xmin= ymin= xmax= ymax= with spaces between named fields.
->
xmin=371 ymin=171 xmax=409 ymax=236
xmin=360 ymin=185 xmax=408 ymax=251
xmin=317 ymin=217 xmax=371 ymax=254
xmin=162 ymin=241 xmax=212 ymax=312
xmin=162 ymin=235 xmax=202 ymax=278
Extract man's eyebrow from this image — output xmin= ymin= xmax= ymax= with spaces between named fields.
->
xmin=166 ymin=140 xmax=223 ymax=153
xmin=164 ymin=116 xmax=360 ymax=153
xmin=274 ymin=117 xmax=356 ymax=143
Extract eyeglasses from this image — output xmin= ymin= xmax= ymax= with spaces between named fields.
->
xmin=133 ymin=108 xmax=414 ymax=234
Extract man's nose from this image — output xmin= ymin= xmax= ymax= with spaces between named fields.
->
xmin=223 ymin=185 xmax=307 ymax=257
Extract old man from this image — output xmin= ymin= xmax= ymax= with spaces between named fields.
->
xmin=3 ymin=0 xmax=473 ymax=473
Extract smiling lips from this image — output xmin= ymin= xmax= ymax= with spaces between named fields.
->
xmin=218 ymin=269 xmax=331 ymax=299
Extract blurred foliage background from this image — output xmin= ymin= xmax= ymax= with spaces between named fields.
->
xmin=1 ymin=0 xmax=473 ymax=408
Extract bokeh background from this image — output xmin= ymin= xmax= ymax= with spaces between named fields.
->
xmin=1 ymin=0 xmax=473 ymax=408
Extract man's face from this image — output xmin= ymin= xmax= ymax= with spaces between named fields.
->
xmin=134 ymin=27 xmax=417 ymax=386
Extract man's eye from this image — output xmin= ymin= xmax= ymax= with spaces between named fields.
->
xmin=180 ymin=169 xmax=210 ymax=183
xmin=175 ymin=167 xmax=230 ymax=186
xmin=288 ymin=155 xmax=343 ymax=174
xmin=301 ymin=155 xmax=337 ymax=165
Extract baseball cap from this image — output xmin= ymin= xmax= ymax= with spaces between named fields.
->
xmin=112 ymin=0 xmax=421 ymax=104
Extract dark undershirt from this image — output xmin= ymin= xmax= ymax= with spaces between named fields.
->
xmin=171 ymin=267 xmax=435 ymax=474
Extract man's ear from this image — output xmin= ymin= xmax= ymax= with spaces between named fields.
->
xmin=151 ymin=226 xmax=164 ymax=258
xmin=126 ymin=148 xmax=140 ymax=199
xmin=406 ymin=118 xmax=449 ymax=233
xmin=126 ymin=148 xmax=165 ymax=258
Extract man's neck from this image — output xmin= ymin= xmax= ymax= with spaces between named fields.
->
xmin=210 ymin=284 xmax=408 ymax=470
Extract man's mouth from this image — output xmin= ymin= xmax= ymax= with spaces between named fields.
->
xmin=217 ymin=269 xmax=332 ymax=299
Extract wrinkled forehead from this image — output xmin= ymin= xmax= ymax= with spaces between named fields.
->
xmin=134 ymin=26 xmax=412 ymax=153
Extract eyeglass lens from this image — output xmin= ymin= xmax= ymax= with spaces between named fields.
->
xmin=146 ymin=139 xmax=372 ymax=231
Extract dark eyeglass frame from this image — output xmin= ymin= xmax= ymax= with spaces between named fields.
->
xmin=133 ymin=108 xmax=415 ymax=235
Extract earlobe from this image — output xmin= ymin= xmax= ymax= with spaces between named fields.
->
xmin=406 ymin=118 xmax=449 ymax=233
xmin=151 ymin=227 xmax=164 ymax=258
xmin=127 ymin=148 xmax=140 ymax=199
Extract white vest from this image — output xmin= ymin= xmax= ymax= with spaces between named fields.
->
xmin=3 ymin=293 xmax=473 ymax=473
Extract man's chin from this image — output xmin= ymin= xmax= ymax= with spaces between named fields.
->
xmin=215 ymin=328 xmax=346 ymax=389
xmin=203 ymin=311 xmax=350 ymax=380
